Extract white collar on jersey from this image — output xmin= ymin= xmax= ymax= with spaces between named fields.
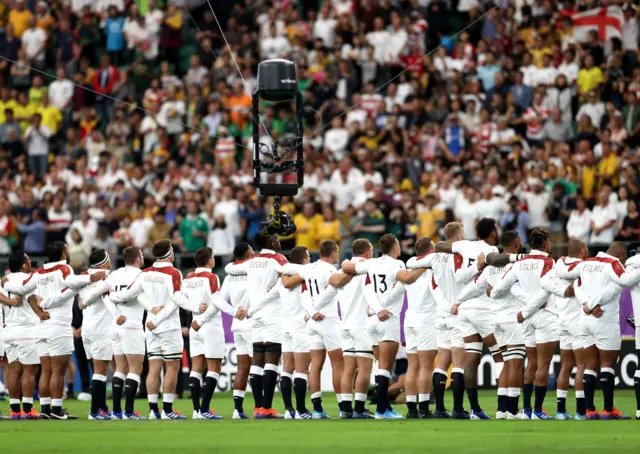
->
xmin=43 ymin=260 xmax=67 ymax=269
xmin=596 ymin=251 xmax=618 ymax=261
xmin=153 ymin=261 xmax=173 ymax=268
xmin=529 ymin=249 xmax=549 ymax=256
xmin=195 ymin=267 xmax=211 ymax=273
xmin=260 ymin=248 xmax=275 ymax=254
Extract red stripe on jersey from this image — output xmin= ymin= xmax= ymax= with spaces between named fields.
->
xmin=258 ymin=253 xmax=288 ymax=266
xmin=580 ymin=257 xmax=625 ymax=277
xmin=416 ymin=250 xmax=436 ymax=261
xmin=431 ymin=276 xmax=438 ymax=290
xmin=300 ymin=281 xmax=308 ymax=292
xmin=142 ymin=266 xmax=182 ymax=292
xmin=36 ymin=264 xmax=71 ymax=279
xmin=365 ymin=275 xmax=371 ymax=285
xmin=21 ymin=271 xmax=38 ymax=286
xmin=185 ymin=271 xmax=220 ymax=294
xmin=453 ymin=253 xmax=464 ymax=271
xmin=577 ymin=277 xmax=582 ymax=287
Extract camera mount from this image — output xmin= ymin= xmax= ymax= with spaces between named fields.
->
xmin=252 ymin=59 xmax=304 ymax=237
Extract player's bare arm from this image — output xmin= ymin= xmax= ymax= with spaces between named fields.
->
xmin=281 ymin=274 xmax=304 ymax=289
xmin=396 ymin=268 xmax=426 ymax=284
xmin=328 ymin=272 xmax=353 ymax=288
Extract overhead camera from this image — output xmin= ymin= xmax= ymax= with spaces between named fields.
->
xmin=252 ymin=59 xmax=304 ymax=237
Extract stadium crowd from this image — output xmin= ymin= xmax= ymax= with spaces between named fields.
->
xmin=0 ymin=0 xmax=638 ymax=265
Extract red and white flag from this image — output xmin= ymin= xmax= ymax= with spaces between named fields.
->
xmin=571 ymin=6 xmax=624 ymax=42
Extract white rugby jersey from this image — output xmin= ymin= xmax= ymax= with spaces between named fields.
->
xmin=337 ymin=257 xmax=368 ymax=330
xmin=451 ymin=240 xmax=499 ymax=310
xmin=1 ymin=272 xmax=39 ymax=338
xmin=355 ymin=255 xmax=406 ymax=316
xmin=4 ymin=261 xmax=94 ymax=328
xmin=78 ymin=268 xmax=115 ymax=337
xmin=224 ymin=248 xmax=288 ymax=319
xmin=458 ymin=263 xmax=528 ymax=321
xmin=297 ymin=260 xmax=339 ymax=320
xmin=546 ymin=257 xmax=583 ymax=325
xmin=110 ymin=261 xmax=182 ymax=334
xmin=404 ymin=269 xmax=445 ymax=328
xmin=167 ymin=268 xmax=234 ymax=330
xmin=279 ymin=264 xmax=307 ymax=333
xmin=407 ymin=251 xmax=459 ymax=317
xmin=559 ymin=252 xmax=640 ymax=324
xmin=626 ymin=255 xmax=640 ymax=329
xmin=218 ymin=270 xmax=251 ymax=332
xmin=491 ymin=250 xmax=556 ymax=319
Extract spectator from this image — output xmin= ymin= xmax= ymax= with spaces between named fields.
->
xmin=66 ymin=208 xmax=98 ymax=248
xmin=23 ymin=113 xmax=51 ymax=179
xmin=589 ymin=188 xmax=619 ymax=250
xmin=179 ymin=201 xmax=208 ymax=253
xmin=21 ymin=16 xmax=46 ymax=70
xmin=616 ymin=199 xmax=640 ymax=242
xmin=207 ymin=214 xmax=235 ymax=268
xmin=7 ymin=0 xmax=32 ymax=39
xmin=356 ymin=199 xmax=386 ymax=247
xmin=17 ymin=208 xmax=46 ymax=255
xmin=501 ymin=196 xmax=531 ymax=246
xmin=293 ymin=201 xmax=321 ymax=252
xmin=67 ymin=228 xmax=91 ymax=271
xmin=316 ymin=205 xmax=341 ymax=245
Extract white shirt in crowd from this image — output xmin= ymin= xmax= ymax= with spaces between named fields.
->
xmin=313 ymin=16 xmax=337 ymax=47
xmin=66 ymin=218 xmax=99 ymax=247
xmin=454 ymin=194 xmax=478 ymax=240
xmin=260 ymin=35 xmax=291 ymax=60
xmin=589 ymin=203 xmax=618 ymax=245
xmin=523 ymin=191 xmax=550 ymax=228
xmin=473 ymin=197 xmax=507 ymax=223
xmin=129 ymin=216 xmax=154 ymax=248
xmin=566 ymin=209 xmax=592 ymax=242
xmin=24 ymin=125 xmax=52 ymax=156
xmin=157 ymin=100 xmax=185 ymax=135
xmin=329 ymin=168 xmax=365 ymax=212
xmin=48 ymin=79 xmax=74 ymax=111
xmin=21 ymin=26 xmax=47 ymax=62
xmin=323 ymin=127 xmax=350 ymax=160
xmin=576 ymin=101 xmax=605 ymax=128
xmin=214 ymin=199 xmax=241 ymax=239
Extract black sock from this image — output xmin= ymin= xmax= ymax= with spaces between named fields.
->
xmin=22 ymin=400 xmax=33 ymax=413
xmin=41 ymin=403 xmax=51 ymax=415
xmin=233 ymin=394 xmax=245 ymax=412
xmin=293 ymin=377 xmax=308 ymax=413
xmin=280 ymin=375 xmax=293 ymax=411
xmin=375 ymin=374 xmax=390 ymax=414
xmin=600 ymin=370 xmax=615 ymax=412
xmin=354 ymin=396 xmax=366 ymax=414
xmin=433 ymin=371 xmax=447 ymax=412
xmin=10 ymin=402 xmax=20 ymax=412
xmin=162 ymin=400 xmax=173 ymax=414
xmin=498 ymin=394 xmax=507 ymax=412
xmin=507 ymin=395 xmax=519 ymax=415
xmin=249 ymin=373 xmax=263 ymax=409
xmin=149 ymin=401 xmax=159 ymax=413
xmin=557 ymin=395 xmax=566 ymax=414
xmin=451 ymin=371 xmax=465 ymax=413
xmin=406 ymin=400 xmax=417 ymax=412
xmin=583 ymin=373 xmax=597 ymax=411
xmin=576 ymin=395 xmax=586 ymax=415
xmin=419 ymin=398 xmax=430 ymax=413
xmin=52 ymin=405 xmax=62 ymax=416
xmin=124 ymin=378 xmax=139 ymax=414
xmin=67 ymin=382 xmax=75 ymax=398
xmin=189 ymin=375 xmax=202 ymax=413
xmin=635 ymin=375 xmax=640 ymax=410
xmin=342 ymin=397 xmax=353 ymax=413
xmin=200 ymin=373 xmax=218 ymax=413
xmin=91 ymin=378 xmax=106 ymax=414
xmin=112 ymin=376 xmax=125 ymax=414
xmin=534 ymin=385 xmax=547 ymax=413
xmin=338 ymin=401 xmax=344 ymax=412
xmin=312 ymin=395 xmax=324 ymax=413
xmin=523 ymin=383 xmax=534 ymax=411
xmin=467 ymin=387 xmax=481 ymax=413
xmin=262 ymin=367 xmax=278 ymax=410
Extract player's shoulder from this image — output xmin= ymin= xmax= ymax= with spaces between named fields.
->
xmin=259 ymin=252 xmax=288 ymax=266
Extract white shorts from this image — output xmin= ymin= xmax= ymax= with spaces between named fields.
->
xmin=0 ymin=329 xmax=3 ymax=357
xmin=82 ymin=335 xmax=114 ymax=361
xmin=282 ymin=331 xmax=310 ymax=354
xmin=4 ymin=338 xmax=40 ymax=365
xmin=306 ymin=318 xmax=342 ymax=351
xmin=522 ymin=310 xmax=558 ymax=348
xmin=636 ymin=326 xmax=640 ymax=350
xmin=436 ymin=316 xmax=464 ymax=350
xmin=112 ymin=326 xmax=146 ymax=356
xmin=494 ymin=321 xmax=525 ymax=347
xmin=582 ymin=318 xmax=621 ymax=351
xmin=190 ymin=325 xmax=225 ymax=359
xmin=234 ymin=330 xmax=253 ymax=356
xmin=341 ymin=328 xmax=373 ymax=358
xmin=405 ymin=322 xmax=437 ymax=354
xmin=146 ymin=329 xmax=183 ymax=361
xmin=37 ymin=326 xmax=73 ymax=357
xmin=252 ymin=317 xmax=282 ymax=344
xmin=371 ymin=316 xmax=401 ymax=344
xmin=458 ymin=309 xmax=494 ymax=339
xmin=558 ymin=317 xmax=582 ymax=351
xmin=367 ymin=316 xmax=379 ymax=347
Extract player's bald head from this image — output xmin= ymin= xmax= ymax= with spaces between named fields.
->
xmin=568 ymin=238 xmax=586 ymax=257
xmin=607 ymin=241 xmax=628 ymax=262
xmin=415 ymin=237 xmax=434 ymax=256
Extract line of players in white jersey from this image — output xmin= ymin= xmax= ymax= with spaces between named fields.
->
xmin=2 ymin=218 xmax=640 ymax=421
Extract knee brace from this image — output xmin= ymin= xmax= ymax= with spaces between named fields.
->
xmin=505 ymin=347 xmax=526 ymax=361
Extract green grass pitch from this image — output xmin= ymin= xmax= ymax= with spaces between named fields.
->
xmin=2 ymin=390 xmax=640 ymax=453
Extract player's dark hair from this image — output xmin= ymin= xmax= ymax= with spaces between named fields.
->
xmin=194 ymin=247 xmax=213 ymax=267
xmin=8 ymin=250 xmax=27 ymax=273
xmin=379 ymin=233 xmax=398 ymax=255
xmin=415 ymin=238 xmax=434 ymax=256
xmin=476 ymin=218 xmax=497 ymax=240
xmin=89 ymin=249 xmax=108 ymax=267
xmin=152 ymin=240 xmax=172 ymax=259
xmin=290 ymin=246 xmax=308 ymax=265
xmin=443 ymin=222 xmax=463 ymax=240
xmin=352 ymin=239 xmax=372 ymax=257
xmin=528 ymin=228 xmax=550 ymax=250
xmin=254 ymin=232 xmax=277 ymax=250
xmin=319 ymin=240 xmax=338 ymax=258
xmin=500 ymin=231 xmax=520 ymax=248
xmin=123 ymin=246 xmax=141 ymax=265
xmin=233 ymin=242 xmax=251 ymax=261
xmin=47 ymin=241 xmax=67 ymax=262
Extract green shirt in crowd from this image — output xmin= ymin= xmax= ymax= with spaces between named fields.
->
xmin=179 ymin=215 xmax=209 ymax=252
